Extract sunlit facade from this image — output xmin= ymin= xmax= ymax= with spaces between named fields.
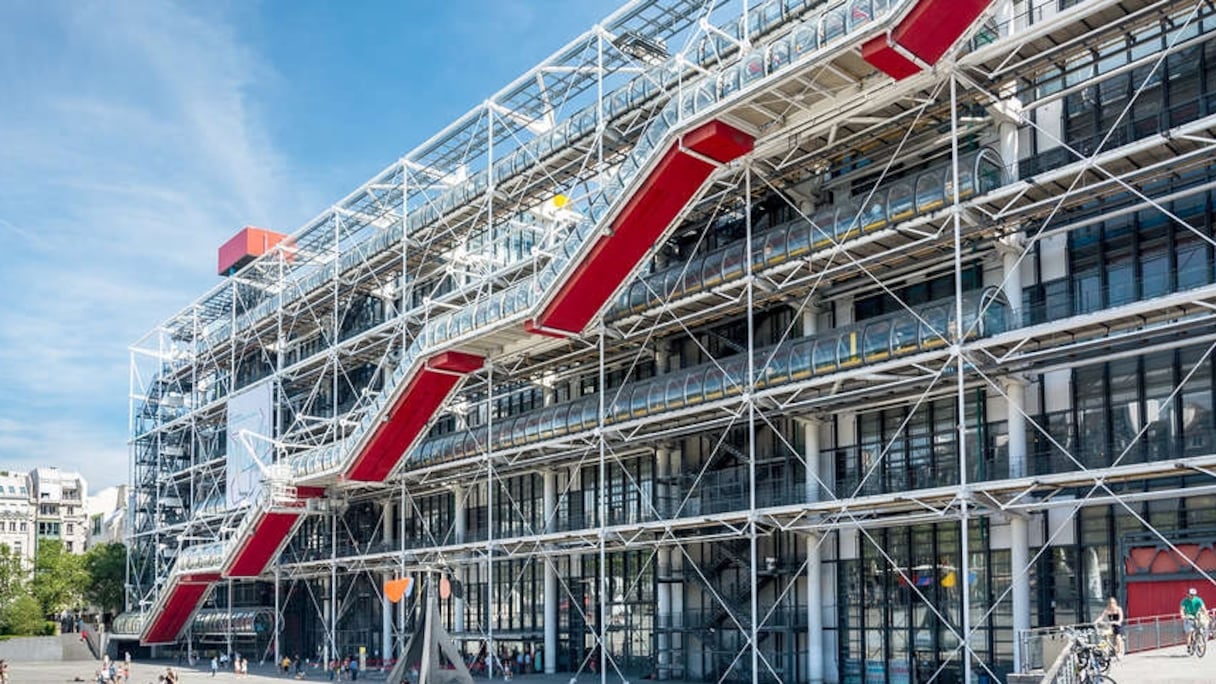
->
xmin=120 ymin=1 xmax=1216 ymax=682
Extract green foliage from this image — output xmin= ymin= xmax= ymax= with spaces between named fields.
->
xmin=83 ymin=543 xmax=127 ymax=614
xmin=0 ymin=543 xmax=27 ymax=608
xmin=0 ymin=595 xmax=46 ymax=636
xmin=32 ymin=539 xmax=87 ymax=615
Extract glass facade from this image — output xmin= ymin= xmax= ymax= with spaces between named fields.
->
xmin=121 ymin=1 xmax=1216 ymax=681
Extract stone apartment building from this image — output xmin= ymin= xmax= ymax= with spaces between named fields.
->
xmin=1 ymin=466 xmax=106 ymax=573
xmin=0 ymin=470 xmax=35 ymax=567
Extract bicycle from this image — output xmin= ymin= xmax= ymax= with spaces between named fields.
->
xmin=1063 ymin=628 xmax=1117 ymax=684
xmin=1185 ymin=616 xmax=1208 ymax=658
xmin=1093 ymin=624 xmax=1119 ymax=670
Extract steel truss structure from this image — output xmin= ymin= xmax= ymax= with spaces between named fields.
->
xmin=118 ymin=0 xmax=1216 ymax=682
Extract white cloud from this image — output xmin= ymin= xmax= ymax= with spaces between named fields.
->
xmin=0 ymin=417 xmax=128 ymax=494
xmin=0 ymin=1 xmax=305 ymax=489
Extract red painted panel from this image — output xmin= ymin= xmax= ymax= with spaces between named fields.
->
xmin=532 ymin=120 xmax=754 ymax=335
xmin=217 ymin=227 xmax=288 ymax=276
xmin=345 ymin=368 xmax=463 ymax=482
xmin=1127 ymin=579 xmax=1206 ymax=621
xmin=683 ymin=120 xmax=754 ymax=163
xmin=892 ymin=0 xmax=990 ymax=65
xmin=861 ymin=37 xmax=922 ymax=81
xmin=1126 ymin=547 xmax=1158 ymax=574
xmin=428 ymin=351 xmax=485 ymax=374
xmin=535 ymin=148 xmax=711 ymax=334
xmin=1149 ymin=548 xmax=1185 ymax=575
xmin=225 ymin=511 xmax=302 ymax=577
xmin=143 ymin=578 xmax=216 ymax=644
xmin=1199 ymin=548 xmax=1216 ymax=572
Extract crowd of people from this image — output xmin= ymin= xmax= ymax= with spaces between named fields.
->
xmin=323 ymin=656 xmax=360 ymax=681
xmin=467 ymin=646 xmax=544 ymax=680
xmin=212 ymin=651 xmax=250 ymax=677
xmin=93 ymin=652 xmax=133 ymax=683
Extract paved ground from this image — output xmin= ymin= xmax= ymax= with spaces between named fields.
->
xmin=1106 ymin=643 xmax=1216 ymax=683
xmin=2 ymin=661 xmax=617 ymax=684
xmin=13 ymin=651 xmax=1211 ymax=684
xmin=4 ymin=661 xmax=344 ymax=684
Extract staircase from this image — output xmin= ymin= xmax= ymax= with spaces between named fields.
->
xmin=59 ymin=633 xmax=98 ymax=661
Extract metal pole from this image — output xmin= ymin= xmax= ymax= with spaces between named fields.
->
xmin=656 ymin=449 xmax=670 ymax=681
xmin=399 ymin=480 xmax=407 ymax=661
xmin=593 ymin=38 xmax=607 ymax=683
xmin=543 ymin=471 xmax=558 ymax=674
xmin=598 ymin=328 xmax=607 ymax=684
xmin=454 ymin=485 xmax=467 ymax=635
xmin=807 ymin=534 xmax=823 ymax=684
xmin=479 ymin=362 xmax=488 ymax=676
xmin=275 ymin=563 xmax=282 ymax=667
xmin=227 ymin=579 xmax=234 ymax=661
xmin=949 ymin=73 xmax=973 ymax=684
xmin=485 ymin=101 xmax=497 ymax=678
xmin=745 ymin=163 xmax=759 ymax=684
xmin=1010 ymin=516 xmax=1030 ymax=670
xmin=382 ymin=571 xmax=392 ymax=667
xmin=330 ymin=508 xmax=338 ymax=666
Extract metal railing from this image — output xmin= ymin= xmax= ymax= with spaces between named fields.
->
xmin=1019 ymin=609 xmax=1216 ymax=672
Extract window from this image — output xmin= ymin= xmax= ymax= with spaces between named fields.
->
xmin=19 ymin=522 xmax=26 ymax=532
xmin=66 ymin=523 xmax=74 ymax=535
xmin=37 ymin=521 xmax=60 ymax=537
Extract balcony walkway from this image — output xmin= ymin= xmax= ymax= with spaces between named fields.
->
xmin=1110 ymin=643 xmax=1213 ymax=683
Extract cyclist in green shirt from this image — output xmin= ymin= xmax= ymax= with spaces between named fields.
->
xmin=1181 ymin=587 xmax=1208 ymax=654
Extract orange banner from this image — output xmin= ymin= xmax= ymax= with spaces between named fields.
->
xmin=384 ymin=577 xmax=414 ymax=603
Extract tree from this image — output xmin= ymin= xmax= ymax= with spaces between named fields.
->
xmin=0 ymin=543 xmax=26 ymax=608
xmin=84 ymin=543 xmax=127 ymax=615
xmin=0 ymin=595 xmax=45 ymax=636
xmin=32 ymin=539 xmax=87 ymax=615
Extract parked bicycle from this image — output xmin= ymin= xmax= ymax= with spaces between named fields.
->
xmin=1063 ymin=628 xmax=1117 ymax=684
xmin=1092 ymin=624 xmax=1118 ymax=671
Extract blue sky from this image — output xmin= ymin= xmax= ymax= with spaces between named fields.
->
xmin=0 ymin=0 xmax=607 ymax=492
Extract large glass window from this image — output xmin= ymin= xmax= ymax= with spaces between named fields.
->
xmin=847 ymin=397 xmax=986 ymax=496
xmin=1062 ymin=347 xmax=1216 ymax=471
xmin=835 ymin=522 xmax=1004 ymax=683
xmin=1042 ymin=182 xmax=1216 ymax=322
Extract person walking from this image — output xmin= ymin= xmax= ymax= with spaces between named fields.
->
xmin=210 ymin=656 xmax=218 ymax=677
